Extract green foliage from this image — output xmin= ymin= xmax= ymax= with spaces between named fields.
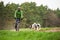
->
xmin=0 ymin=1 xmax=60 ymax=29
xmin=54 ymin=8 xmax=60 ymax=18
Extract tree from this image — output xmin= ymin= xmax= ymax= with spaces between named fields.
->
xmin=0 ymin=1 xmax=5 ymax=29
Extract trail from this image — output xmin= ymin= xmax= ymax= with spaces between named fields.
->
xmin=45 ymin=27 xmax=60 ymax=32
xmin=10 ymin=27 xmax=60 ymax=32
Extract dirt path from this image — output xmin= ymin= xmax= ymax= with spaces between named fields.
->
xmin=45 ymin=28 xmax=60 ymax=32
xmin=39 ymin=27 xmax=60 ymax=32
xmin=11 ymin=27 xmax=60 ymax=32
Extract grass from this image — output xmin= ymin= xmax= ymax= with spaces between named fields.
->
xmin=0 ymin=29 xmax=60 ymax=40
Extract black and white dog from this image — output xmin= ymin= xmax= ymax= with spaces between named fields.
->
xmin=30 ymin=23 xmax=41 ymax=30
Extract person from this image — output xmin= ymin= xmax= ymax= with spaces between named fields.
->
xmin=14 ymin=7 xmax=23 ymax=31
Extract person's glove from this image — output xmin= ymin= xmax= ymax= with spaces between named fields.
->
xmin=21 ymin=17 xmax=24 ymax=20
xmin=14 ymin=18 xmax=16 ymax=19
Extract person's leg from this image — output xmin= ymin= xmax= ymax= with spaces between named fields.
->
xmin=17 ymin=18 xmax=21 ymax=31
xmin=15 ymin=23 xmax=17 ymax=31
xmin=17 ymin=22 xmax=20 ymax=31
xmin=15 ymin=18 xmax=19 ymax=31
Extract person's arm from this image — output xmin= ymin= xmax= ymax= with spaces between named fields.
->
xmin=21 ymin=11 xmax=24 ymax=19
xmin=14 ymin=10 xmax=17 ymax=18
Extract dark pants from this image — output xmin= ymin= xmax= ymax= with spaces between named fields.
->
xmin=15 ymin=18 xmax=21 ymax=31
